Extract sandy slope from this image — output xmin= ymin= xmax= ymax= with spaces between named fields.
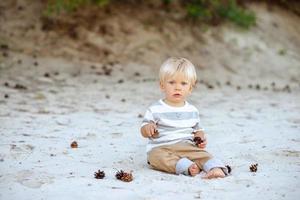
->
xmin=0 ymin=1 xmax=300 ymax=200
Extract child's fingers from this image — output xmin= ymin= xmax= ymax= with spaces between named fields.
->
xmin=147 ymin=122 xmax=158 ymax=138
xmin=146 ymin=126 xmax=153 ymax=138
xmin=148 ymin=130 xmax=153 ymax=138
xmin=147 ymin=127 xmax=153 ymax=137
xmin=150 ymin=126 xmax=157 ymax=137
xmin=201 ymin=171 xmax=214 ymax=179
xmin=152 ymin=130 xmax=159 ymax=138
xmin=152 ymin=123 xmax=157 ymax=130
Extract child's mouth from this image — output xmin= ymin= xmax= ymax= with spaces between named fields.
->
xmin=173 ymin=93 xmax=182 ymax=97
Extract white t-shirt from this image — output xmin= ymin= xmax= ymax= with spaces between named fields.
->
xmin=141 ymin=99 xmax=203 ymax=152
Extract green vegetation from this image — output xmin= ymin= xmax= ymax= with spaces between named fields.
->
xmin=184 ymin=0 xmax=256 ymax=28
xmin=46 ymin=0 xmax=109 ymax=14
xmin=278 ymin=49 xmax=287 ymax=56
xmin=45 ymin=0 xmax=256 ymax=28
xmin=217 ymin=0 xmax=256 ymax=28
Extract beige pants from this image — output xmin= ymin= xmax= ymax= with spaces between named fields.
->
xmin=147 ymin=141 xmax=212 ymax=174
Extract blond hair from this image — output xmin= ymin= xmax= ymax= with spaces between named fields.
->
xmin=159 ymin=57 xmax=197 ymax=86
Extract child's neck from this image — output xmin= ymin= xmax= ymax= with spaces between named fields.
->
xmin=163 ymin=99 xmax=185 ymax=107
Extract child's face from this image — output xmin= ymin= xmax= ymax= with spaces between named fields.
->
xmin=160 ymin=72 xmax=193 ymax=106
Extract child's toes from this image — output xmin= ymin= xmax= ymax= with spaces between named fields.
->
xmin=202 ymin=168 xmax=225 ymax=179
xmin=188 ymin=163 xmax=200 ymax=176
xmin=202 ymin=170 xmax=214 ymax=179
xmin=213 ymin=168 xmax=225 ymax=178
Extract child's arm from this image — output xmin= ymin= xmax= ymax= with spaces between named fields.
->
xmin=140 ymin=122 xmax=158 ymax=138
xmin=193 ymin=130 xmax=207 ymax=149
xmin=141 ymin=107 xmax=158 ymax=139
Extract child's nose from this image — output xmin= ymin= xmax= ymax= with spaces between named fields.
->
xmin=175 ymin=84 xmax=182 ymax=90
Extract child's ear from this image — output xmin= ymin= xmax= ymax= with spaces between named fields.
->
xmin=189 ymin=86 xmax=193 ymax=93
xmin=160 ymin=81 xmax=165 ymax=90
xmin=189 ymin=84 xmax=194 ymax=93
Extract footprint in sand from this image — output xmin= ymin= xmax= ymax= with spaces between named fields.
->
xmin=111 ymin=132 xmax=123 ymax=138
xmin=239 ymin=136 xmax=257 ymax=144
xmin=274 ymin=150 xmax=300 ymax=158
xmin=234 ymin=179 xmax=255 ymax=187
xmin=10 ymin=144 xmax=34 ymax=159
xmin=15 ymin=170 xmax=54 ymax=188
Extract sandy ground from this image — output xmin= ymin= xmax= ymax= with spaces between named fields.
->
xmin=0 ymin=1 xmax=300 ymax=200
xmin=0 ymin=53 xmax=299 ymax=200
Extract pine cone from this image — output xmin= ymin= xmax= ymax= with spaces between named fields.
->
xmin=115 ymin=170 xmax=133 ymax=182
xmin=249 ymin=163 xmax=258 ymax=172
xmin=193 ymin=137 xmax=204 ymax=145
xmin=94 ymin=170 xmax=105 ymax=179
xmin=121 ymin=173 xmax=133 ymax=182
xmin=225 ymin=165 xmax=232 ymax=174
xmin=115 ymin=170 xmax=124 ymax=179
xmin=70 ymin=141 xmax=78 ymax=148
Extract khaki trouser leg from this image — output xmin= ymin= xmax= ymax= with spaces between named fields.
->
xmin=147 ymin=145 xmax=180 ymax=174
xmin=147 ymin=142 xmax=213 ymax=174
xmin=173 ymin=142 xmax=212 ymax=170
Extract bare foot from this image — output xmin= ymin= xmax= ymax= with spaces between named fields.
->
xmin=202 ymin=168 xmax=225 ymax=179
xmin=188 ymin=163 xmax=200 ymax=176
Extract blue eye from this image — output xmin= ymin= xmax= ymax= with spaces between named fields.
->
xmin=181 ymin=82 xmax=188 ymax=85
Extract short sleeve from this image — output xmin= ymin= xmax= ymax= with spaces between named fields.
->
xmin=141 ymin=108 xmax=154 ymax=128
xmin=192 ymin=113 xmax=204 ymax=132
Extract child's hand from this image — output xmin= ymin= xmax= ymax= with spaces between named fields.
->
xmin=197 ymin=138 xmax=207 ymax=149
xmin=141 ymin=122 xmax=159 ymax=138
xmin=193 ymin=131 xmax=207 ymax=149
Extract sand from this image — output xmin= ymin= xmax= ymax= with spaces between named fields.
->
xmin=0 ymin=1 xmax=300 ymax=200
xmin=0 ymin=54 xmax=299 ymax=199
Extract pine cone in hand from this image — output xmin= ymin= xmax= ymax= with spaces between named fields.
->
xmin=249 ymin=163 xmax=258 ymax=172
xmin=115 ymin=170 xmax=133 ymax=182
xmin=94 ymin=170 xmax=105 ymax=179
xmin=193 ymin=136 xmax=204 ymax=145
